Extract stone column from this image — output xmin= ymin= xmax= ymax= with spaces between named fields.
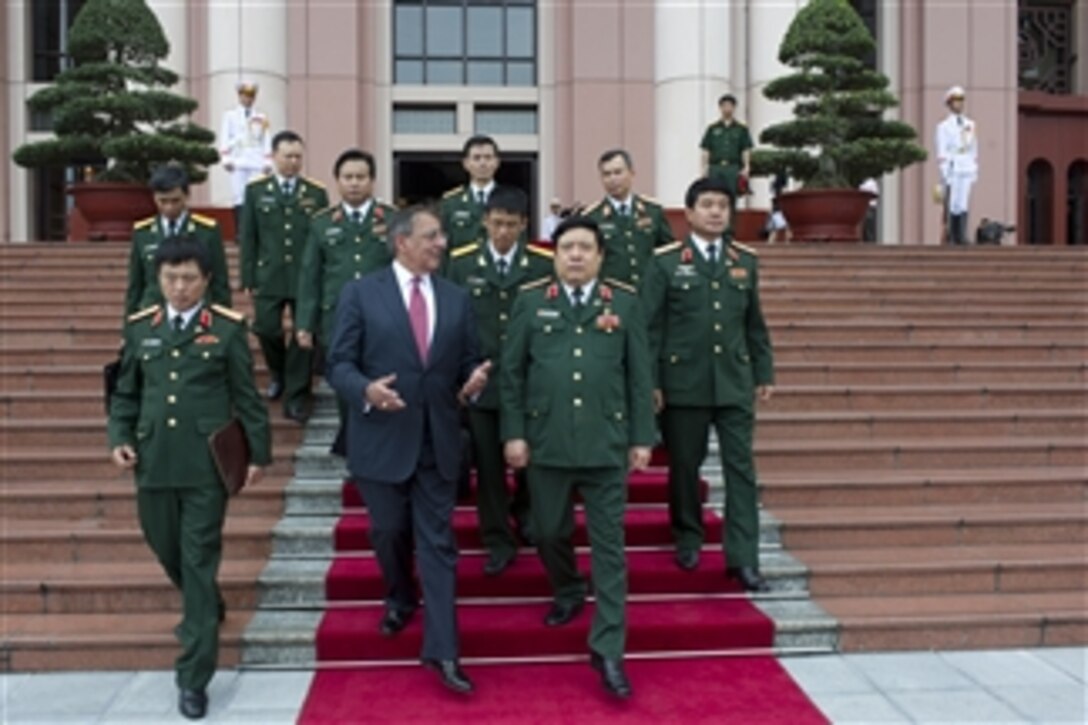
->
xmin=4 ymin=1 xmax=28 ymax=242
xmin=654 ymin=0 xmax=734 ymax=207
xmin=206 ymin=0 xmax=288 ymax=206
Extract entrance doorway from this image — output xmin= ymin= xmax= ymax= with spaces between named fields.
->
xmin=393 ymin=152 xmax=538 ymax=237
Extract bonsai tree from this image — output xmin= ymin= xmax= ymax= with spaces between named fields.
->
xmin=751 ymin=0 xmax=926 ymax=189
xmin=13 ymin=0 xmax=218 ymax=184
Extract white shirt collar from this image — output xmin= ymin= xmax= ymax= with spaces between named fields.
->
xmin=609 ymin=194 xmax=634 ymax=212
xmin=689 ymin=232 xmax=724 ymax=261
xmin=562 ymin=279 xmax=596 ymax=306
xmin=392 ymin=259 xmax=431 ymax=289
xmin=342 ymin=199 xmax=373 ymax=220
xmin=160 ymin=212 xmax=188 ymax=235
xmin=470 ymin=181 xmax=495 ymax=199
xmin=275 ymin=174 xmax=298 ymax=189
xmin=165 ymin=302 xmax=202 ymax=329
xmin=488 ymin=241 xmax=518 ymax=267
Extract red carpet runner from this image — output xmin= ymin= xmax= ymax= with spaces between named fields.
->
xmin=299 ymin=469 xmax=827 ymax=724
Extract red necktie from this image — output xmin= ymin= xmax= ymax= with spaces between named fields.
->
xmin=409 ymin=276 xmax=429 ymax=363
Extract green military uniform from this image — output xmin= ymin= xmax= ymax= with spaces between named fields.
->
xmin=446 ymin=240 xmax=554 ymax=561
xmin=641 ymin=238 xmax=774 ymax=569
xmin=439 ymin=184 xmax=490 ymax=251
xmin=125 ymin=213 xmax=232 ymax=317
xmin=700 ymin=120 xmax=754 ymax=196
xmin=582 ymin=195 xmax=675 ymax=288
xmin=239 ymin=174 xmax=329 ymax=413
xmin=500 ymin=277 xmax=655 ymax=659
xmin=107 ymin=302 xmax=271 ymax=692
xmin=297 ymin=200 xmax=395 ymax=348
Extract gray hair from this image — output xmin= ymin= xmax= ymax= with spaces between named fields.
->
xmin=386 ymin=204 xmax=439 ymax=255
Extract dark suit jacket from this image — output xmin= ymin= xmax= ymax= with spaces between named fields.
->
xmin=327 ymin=266 xmax=481 ymax=484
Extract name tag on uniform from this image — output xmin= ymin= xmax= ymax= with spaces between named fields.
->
xmin=636 ymin=217 xmax=652 ymax=229
xmin=325 ymin=228 xmax=343 ymax=237
xmin=466 ymin=276 xmax=487 ymax=286
xmin=536 ymin=309 xmax=560 ymax=319
xmin=675 ymin=264 xmax=697 ymax=277
xmin=730 ymin=267 xmax=749 ymax=280
xmin=141 ymin=338 xmax=163 ymax=347
xmin=260 ymin=195 xmax=277 ymax=205
xmin=143 ymin=244 xmax=158 ymax=252
xmin=599 ymin=223 xmax=615 ymax=233
xmin=453 ymin=210 xmax=472 ymax=220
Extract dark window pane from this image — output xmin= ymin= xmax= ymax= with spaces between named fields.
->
xmin=475 ymin=106 xmax=538 ymax=135
xmin=395 ymin=4 xmax=424 ymax=55
xmin=467 ymin=61 xmax=504 ymax=85
xmin=427 ymin=60 xmax=464 ymax=85
xmin=506 ymin=7 xmax=534 ymax=58
xmin=393 ymin=105 xmax=457 ymax=134
xmin=396 ymin=60 xmax=424 ymax=84
xmin=506 ymin=61 xmax=535 ymax=86
xmin=467 ymin=6 xmax=503 ymax=57
xmin=426 ymin=5 xmax=463 ymax=56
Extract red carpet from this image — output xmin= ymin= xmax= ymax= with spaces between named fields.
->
xmin=299 ymin=468 xmax=826 ymax=723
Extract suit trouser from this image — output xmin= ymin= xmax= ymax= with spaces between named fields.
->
xmin=251 ymin=295 xmax=313 ymax=411
xmin=137 ymin=485 xmax=227 ymax=690
xmin=467 ymin=407 xmax=530 ymax=559
xmin=661 ymin=405 xmax=760 ymax=569
xmin=356 ymin=464 xmax=460 ymax=661
xmin=529 ymin=465 xmax=627 ymax=659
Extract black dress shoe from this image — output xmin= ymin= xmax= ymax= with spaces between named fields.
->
xmin=178 ymin=688 xmax=207 ymax=719
xmin=483 ymin=551 xmax=515 ymax=577
xmin=544 ymin=600 xmax=584 ymax=627
xmin=675 ymin=549 xmax=700 ymax=571
xmin=379 ymin=607 xmax=416 ymax=637
xmin=589 ymin=651 xmax=632 ymax=699
xmin=217 ymin=597 xmax=226 ymax=623
xmin=513 ymin=516 xmax=536 ymax=547
xmin=422 ymin=658 xmax=474 ymax=694
xmin=727 ymin=566 xmax=770 ymax=593
xmin=266 ymin=380 xmax=284 ymax=401
xmin=284 ymin=400 xmax=312 ymax=424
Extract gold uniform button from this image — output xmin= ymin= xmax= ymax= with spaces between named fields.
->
xmin=628 ymin=245 xmax=635 ymax=252
xmin=573 ymin=398 xmax=583 ymax=407
xmin=167 ymin=395 xmax=177 ymax=404
xmin=171 ymin=350 xmax=180 ymax=358
xmin=713 ymin=302 xmax=721 ymax=310
xmin=712 ymin=281 xmax=720 ymax=290
xmin=355 ymin=254 xmax=362 ymax=262
xmin=499 ymin=313 xmax=508 ymax=322
xmin=573 ymin=371 xmax=582 ymax=381
xmin=285 ymin=223 xmax=292 ymax=231
xmin=285 ymin=254 xmax=293 ymax=262
xmin=625 ymin=231 xmax=632 ymax=238
xmin=356 ymin=237 xmax=362 ymax=244
xmin=714 ymin=345 xmax=722 ymax=354
xmin=355 ymin=272 xmax=362 ymax=279
xmin=714 ymin=323 xmax=722 ymax=332
xmin=614 ymin=412 xmax=623 ymax=421
xmin=670 ymin=354 xmax=679 ymax=364
xmin=575 ymin=327 xmax=583 ymax=335
xmin=169 ymin=371 xmax=179 ymax=381
xmin=500 ymin=291 xmax=508 ymax=300
xmin=632 ymin=273 xmax=640 ymax=282
xmin=285 ymin=240 xmax=293 ymax=247
xmin=167 ymin=418 xmax=177 ymax=428
xmin=573 ymin=348 xmax=583 ymax=357
xmin=202 ymin=351 xmax=211 ymax=359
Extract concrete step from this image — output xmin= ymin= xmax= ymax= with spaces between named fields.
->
xmin=1 ymin=612 xmax=248 ymax=671
xmin=774 ymin=341 xmax=1088 ymax=364
xmin=759 ymin=384 xmax=1087 ymax=412
xmin=0 ymin=417 xmax=303 ymax=448
xmin=774 ymin=502 xmax=1087 ymax=550
xmin=0 ymin=447 xmax=296 ymax=480
xmin=761 ymin=466 xmax=1087 ymax=508
xmin=777 ymin=361 xmax=1086 ymax=385
xmin=756 ymin=409 xmax=1085 ymax=440
xmin=1 ymin=558 xmax=267 ymax=615
xmin=820 ymin=591 xmax=1086 ymax=651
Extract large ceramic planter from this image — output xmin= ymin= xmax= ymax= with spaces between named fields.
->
xmin=778 ymin=188 xmax=875 ymax=242
xmin=68 ymin=182 xmax=156 ymax=241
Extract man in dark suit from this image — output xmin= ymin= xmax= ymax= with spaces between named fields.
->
xmin=326 ymin=204 xmax=491 ymax=695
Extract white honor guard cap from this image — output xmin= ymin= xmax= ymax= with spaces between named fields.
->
xmin=945 ymin=85 xmax=965 ymax=103
xmin=236 ymin=80 xmax=259 ymax=94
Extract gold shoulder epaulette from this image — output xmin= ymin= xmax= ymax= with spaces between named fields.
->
xmin=731 ymin=241 xmax=759 ymax=257
xmin=527 ymin=244 xmax=554 ymax=258
xmin=582 ymin=199 xmax=603 ymax=215
xmin=450 ymin=242 xmax=480 ymax=259
xmin=127 ymin=304 xmax=160 ymax=323
xmin=247 ymin=174 xmax=270 ymax=186
xmin=636 ymin=194 xmax=662 ymax=207
xmin=442 ymin=185 xmax=465 ymax=199
xmin=210 ymin=304 xmax=245 ymax=323
xmin=190 ymin=213 xmax=217 ymax=227
xmin=133 ymin=216 xmax=156 ymax=230
xmin=313 ymin=205 xmax=336 ymax=218
xmin=519 ymin=276 xmax=552 ymax=292
xmin=302 ymin=175 xmax=326 ymax=189
xmin=604 ymin=277 xmax=637 ymax=294
xmin=654 ymin=241 xmax=683 ymax=256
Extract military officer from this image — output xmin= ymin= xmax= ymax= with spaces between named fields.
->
xmin=239 ymin=130 xmax=329 ymax=422
xmin=582 ymin=149 xmax=675 ymax=287
xmin=642 ymin=177 xmax=775 ymax=592
xmin=125 ymin=165 xmax=231 ymax=317
xmin=935 ymin=85 xmax=979 ymax=245
xmin=218 ymin=80 xmax=272 ymax=226
xmin=699 ymin=94 xmax=754 ymax=198
xmin=108 ymin=236 xmax=271 ymax=720
xmin=296 ymin=148 xmax=394 ymax=454
xmin=446 ymin=186 xmax=554 ymax=576
xmin=501 ymin=216 xmax=655 ymax=699
xmin=440 ymin=135 xmax=503 ymax=252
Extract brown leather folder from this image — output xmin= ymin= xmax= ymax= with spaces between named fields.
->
xmin=208 ymin=419 xmax=250 ymax=496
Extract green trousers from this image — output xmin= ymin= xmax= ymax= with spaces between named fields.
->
xmin=252 ymin=295 xmax=312 ymax=412
xmin=468 ymin=407 xmax=530 ymax=559
xmin=661 ymin=405 xmax=760 ymax=568
xmin=529 ymin=465 xmax=627 ymax=659
xmin=137 ymin=484 xmax=228 ymax=690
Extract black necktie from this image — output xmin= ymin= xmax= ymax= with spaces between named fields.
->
xmin=496 ymin=258 xmax=508 ymax=276
xmin=619 ymin=202 xmax=629 ymax=217
xmin=707 ymin=244 xmax=718 ymax=265
xmin=476 ymin=190 xmax=486 ymax=206
xmin=172 ymin=315 xmax=184 ymax=333
xmin=572 ymin=286 xmax=584 ymax=307
xmin=282 ymin=180 xmax=293 ymax=197
xmin=350 ymin=210 xmax=361 ymax=225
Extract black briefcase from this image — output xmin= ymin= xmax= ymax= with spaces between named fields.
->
xmin=103 ymin=355 xmax=122 ymax=415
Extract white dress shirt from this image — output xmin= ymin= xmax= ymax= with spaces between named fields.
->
xmin=392 ymin=260 xmax=436 ymax=344
xmin=488 ymin=241 xmax=518 ymax=273
xmin=562 ymin=279 xmax=597 ymax=307
xmin=160 ymin=212 xmax=189 ymax=237
xmin=165 ymin=302 xmax=202 ymax=331
xmin=343 ymin=199 xmax=374 ymax=223
xmin=609 ymin=194 xmax=635 ymax=216
xmin=689 ymin=232 xmax=725 ymax=262
xmin=469 ymin=181 xmax=496 ymax=204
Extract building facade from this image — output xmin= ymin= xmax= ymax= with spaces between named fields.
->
xmin=2 ymin=0 xmax=1086 ymax=244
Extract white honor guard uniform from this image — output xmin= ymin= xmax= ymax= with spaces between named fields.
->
xmin=219 ymin=81 xmax=272 ymax=207
xmin=935 ymin=85 xmax=978 ymax=244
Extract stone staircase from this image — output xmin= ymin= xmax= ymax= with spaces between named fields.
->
xmin=1 ymin=243 xmax=1085 ymax=672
